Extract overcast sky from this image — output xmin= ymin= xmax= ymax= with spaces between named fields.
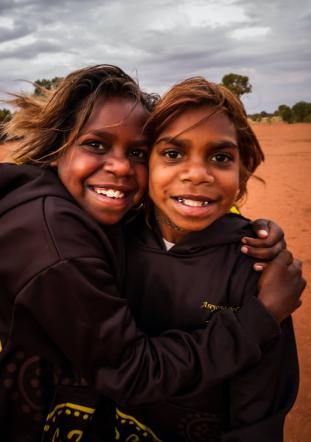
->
xmin=0 ymin=0 xmax=310 ymax=112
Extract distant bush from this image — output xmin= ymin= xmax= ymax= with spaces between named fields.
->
xmin=250 ymin=102 xmax=311 ymax=123
xmin=34 ymin=77 xmax=63 ymax=96
xmin=275 ymin=102 xmax=311 ymax=123
xmin=292 ymin=101 xmax=311 ymax=123
xmin=303 ymin=113 xmax=311 ymax=123
xmin=248 ymin=111 xmax=273 ymax=122
xmin=277 ymin=105 xmax=293 ymax=123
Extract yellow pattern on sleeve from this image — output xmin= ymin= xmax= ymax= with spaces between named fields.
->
xmin=115 ymin=408 xmax=163 ymax=441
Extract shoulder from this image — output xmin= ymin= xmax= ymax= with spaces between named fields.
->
xmin=43 ymin=195 xmax=114 ymax=261
xmin=0 ymin=166 xmax=119 ymax=291
xmin=1 ymin=164 xmax=114 ymax=260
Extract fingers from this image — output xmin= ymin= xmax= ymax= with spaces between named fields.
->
xmin=241 ymin=239 xmax=285 ymax=260
xmin=251 ymin=218 xmax=270 ymax=238
xmin=288 ymin=259 xmax=305 ymax=286
xmin=286 ymin=257 xmax=306 ymax=300
xmin=289 ymin=258 xmax=302 ymax=272
xmin=242 ymin=235 xmax=286 ymax=249
xmin=247 ymin=219 xmax=285 ymax=246
xmin=274 ymin=249 xmax=294 ymax=266
xmin=242 ymin=219 xmax=286 ymax=262
xmin=293 ymin=258 xmax=303 ymax=270
xmin=253 ymin=262 xmax=268 ymax=271
xmin=253 ymin=249 xmax=294 ymax=272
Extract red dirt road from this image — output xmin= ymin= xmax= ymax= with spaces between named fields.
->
xmin=242 ymin=123 xmax=311 ymax=441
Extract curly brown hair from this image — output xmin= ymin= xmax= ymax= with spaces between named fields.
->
xmin=143 ymin=76 xmax=264 ymax=203
xmin=4 ymin=64 xmax=159 ymax=165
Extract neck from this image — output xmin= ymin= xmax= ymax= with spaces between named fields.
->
xmin=154 ymin=209 xmax=186 ymax=243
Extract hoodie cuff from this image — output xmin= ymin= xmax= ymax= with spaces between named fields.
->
xmin=236 ymin=297 xmax=281 ymax=347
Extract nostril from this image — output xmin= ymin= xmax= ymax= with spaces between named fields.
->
xmin=103 ymin=157 xmax=134 ymax=176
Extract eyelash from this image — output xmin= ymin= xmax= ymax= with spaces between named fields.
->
xmin=162 ymin=149 xmax=233 ymax=164
xmin=163 ymin=149 xmax=183 ymax=160
xmin=210 ymin=153 xmax=233 ymax=164
xmin=82 ymin=140 xmax=148 ymax=163
xmin=83 ymin=140 xmax=108 ymax=153
xmin=129 ymin=149 xmax=148 ymax=163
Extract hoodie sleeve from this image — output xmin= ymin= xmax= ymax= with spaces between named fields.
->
xmin=11 ymin=252 xmax=280 ymax=406
xmin=222 ymin=272 xmax=299 ymax=441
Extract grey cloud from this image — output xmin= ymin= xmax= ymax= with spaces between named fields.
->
xmin=0 ymin=40 xmax=67 ymax=59
xmin=0 ymin=0 xmax=310 ymax=112
xmin=0 ymin=20 xmax=32 ymax=43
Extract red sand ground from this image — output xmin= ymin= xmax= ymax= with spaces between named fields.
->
xmin=242 ymin=123 xmax=311 ymax=441
xmin=1 ymin=124 xmax=310 ymax=439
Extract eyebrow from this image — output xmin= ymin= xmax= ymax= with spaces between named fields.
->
xmin=155 ymin=136 xmax=238 ymax=150
xmin=155 ymin=137 xmax=187 ymax=147
xmin=207 ymin=140 xmax=239 ymax=150
xmin=79 ymin=129 xmax=114 ymax=139
xmin=79 ymin=129 xmax=148 ymax=145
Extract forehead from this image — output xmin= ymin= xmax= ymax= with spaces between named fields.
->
xmin=81 ymin=96 xmax=148 ymax=134
xmin=158 ymin=106 xmax=237 ymax=141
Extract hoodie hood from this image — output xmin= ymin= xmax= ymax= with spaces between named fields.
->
xmin=126 ymin=210 xmax=253 ymax=255
xmin=0 ymin=164 xmax=74 ymax=216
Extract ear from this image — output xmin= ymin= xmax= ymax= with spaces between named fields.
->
xmin=50 ymin=160 xmax=58 ymax=167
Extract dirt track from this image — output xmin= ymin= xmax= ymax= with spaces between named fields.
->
xmin=242 ymin=123 xmax=311 ymax=441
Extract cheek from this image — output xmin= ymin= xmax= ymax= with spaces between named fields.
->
xmin=57 ymin=149 xmax=86 ymax=180
xmin=68 ymin=155 xmax=99 ymax=178
xmin=216 ymin=168 xmax=240 ymax=197
xmin=148 ymin=169 xmax=170 ymax=208
xmin=228 ymin=170 xmax=241 ymax=198
xmin=148 ymin=166 xmax=162 ymax=200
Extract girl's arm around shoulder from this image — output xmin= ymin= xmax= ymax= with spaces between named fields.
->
xmin=223 ymin=317 xmax=298 ymax=441
xmin=9 ymin=207 xmax=298 ymax=406
xmin=222 ymin=249 xmax=304 ymax=440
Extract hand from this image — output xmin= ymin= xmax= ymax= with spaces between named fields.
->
xmin=241 ymin=219 xmax=286 ymax=270
xmin=257 ymin=249 xmax=306 ymax=323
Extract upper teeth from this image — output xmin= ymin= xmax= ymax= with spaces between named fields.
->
xmin=177 ymin=198 xmax=209 ymax=207
xmin=93 ymin=187 xmax=125 ymax=199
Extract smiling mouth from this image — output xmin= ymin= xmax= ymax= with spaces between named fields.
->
xmin=172 ymin=196 xmax=213 ymax=207
xmin=88 ymin=186 xmax=127 ymax=199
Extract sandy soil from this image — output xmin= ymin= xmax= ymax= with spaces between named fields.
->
xmin=242 ymin=123 xmax=311 ymax=441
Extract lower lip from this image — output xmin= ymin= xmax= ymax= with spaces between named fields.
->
xmin=171 ymin=197 xmax=216 ymax=218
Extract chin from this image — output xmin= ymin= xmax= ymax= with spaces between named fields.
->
xmin=181 ymin=224 xmax=211 ymax=233
xmin=91 ymin=211 xmax=124 ymax=225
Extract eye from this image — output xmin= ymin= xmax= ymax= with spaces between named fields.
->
xmin=210 ymin=152 xmax=233 ymax=164
xmin=129 ymin=148 xmax=148 ymax=163
xmin=163 ymin=149 xmax=183 ymax=160
xmin=83 ymin=140 xmax=108 ymax=153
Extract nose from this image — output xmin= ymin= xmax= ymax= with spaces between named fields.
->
xmin=180 ymin=160 xmax=215 ymax=185
xmin=103 ymin=152 xmax=134 ymax=177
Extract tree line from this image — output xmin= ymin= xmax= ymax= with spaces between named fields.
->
xmin=249 ymin=102 xmax=311 ymax=123
xmin=0 ymin=74 xmax=310 ymax=141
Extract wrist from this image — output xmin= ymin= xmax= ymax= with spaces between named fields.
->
xmin=257 ymin=293 xmax=282 ymax=323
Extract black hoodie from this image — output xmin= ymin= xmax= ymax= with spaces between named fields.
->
xmin=117 ymin=214 xmax=299 ymax=441
xmin=0 ymin=164 xmax=282 ymax=441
